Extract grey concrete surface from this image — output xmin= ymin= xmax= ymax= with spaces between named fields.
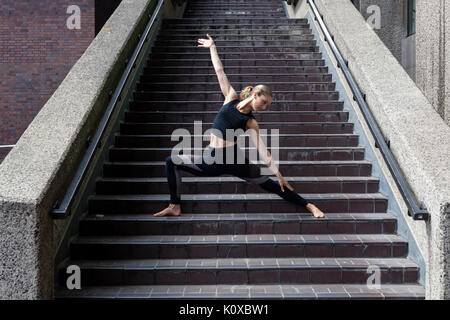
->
xmin=305 ymin=0 xmax=450 ymax=299
xmin=415 ymin=0 xmax=450 ymax=126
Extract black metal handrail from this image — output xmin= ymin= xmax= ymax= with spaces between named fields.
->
xmin=51 ymin=0 xmax=165 ymax=218
xmin=306 ymin=0 xmax=428 ymax=221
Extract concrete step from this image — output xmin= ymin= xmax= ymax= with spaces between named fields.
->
xmin=161 ymin=18 xmax=310 ymax=25
xmin=70 ymin=233 xmax=408 ymax=260
xmin=129 ymin=100 xmax=343 ymax=111
xmin=103 ymin=160 xmax=372 ymax=178
xmin=123 ymin=110 xmax=348 ymax=123
xmin=158 ymin=29 xmax=313 ymax=36
xmin=151 ymin=46 xmax=319 ymax=53
xmin=132 ymin=91 xmax=339 ymax=101
xmin=157 ymin=34 xmax=315 ymax=41
xmin=108 ymin=147 xmax=364 ymax=162
xmin=160 ymin=24 xmax=311 ymax=31
xmin=146 ymin=58 xmax=324 ymax=67
xmin=139 ymin=73 xmax=332 ymax=82
xmin=57 ymin=257 xmax=418 ymax=287
xmin=114 ymin=134 xmax=358 ymax=148
xmin=143 ymin=65 xmax=329 ymax=75
xmin=119 ymin=121 xmax=353 ymax=135
xmin=136 ymin=82 xmax=335 ymax=92
xmin=154 ymin=39 xmax=316 ymax=47
xmin=87 ymin=193 xmax=388 ymax=214
xmin=147 ymin=52 xmax=322 ymax=60
xmin=183 ymin=13 xmax=287 ymax=18
xmin=96 ymin=176 xmax=378 ymax=195
xmin=55 ymin=283 xmax=425 ymax=299
xmin=79 ymin=212 xmax=394 ymax=236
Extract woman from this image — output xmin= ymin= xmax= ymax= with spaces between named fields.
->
xmin=154 ymin=34 xmax=325 ymax=218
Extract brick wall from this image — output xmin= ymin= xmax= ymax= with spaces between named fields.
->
xmin=0 ymin=0 xmax=95 ymax=163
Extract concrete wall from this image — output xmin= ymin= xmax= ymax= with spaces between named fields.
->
xmin=288 ymin=0 xmax=450 ymax=299
xmin=0 ymin=0 xmax=185 ymax=300
xmin=358 ymin=0 xmax=405 ymax=65
xmin=415 ymin=0 xmax=450 ymax=126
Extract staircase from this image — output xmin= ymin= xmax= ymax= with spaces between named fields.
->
xmin=55 ymin=0 xmax=425 ymax=299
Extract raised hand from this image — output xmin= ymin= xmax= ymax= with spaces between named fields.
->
xmin=197 ymin=33 xmax=214 ymax=48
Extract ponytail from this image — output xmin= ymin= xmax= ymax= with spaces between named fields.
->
xmin=240 ymin=86 xmax=254 ymax=100
xmin=240 ymin=84 xmax=273 ymax=101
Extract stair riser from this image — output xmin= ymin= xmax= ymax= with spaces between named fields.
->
xmin=108 ymin=148 xmax=364 ymax=162
xmin=79 ymin=219 xmax=394 ymax=236
xmin=148 ymin=52 xmax=321 ymax=61
xmin=182 ymin=14 xmax=287 ymax=18
xmin=115 ymin=135 xmax=358 ymax=148
xmin=140 ymin=74 xmax=332 ymax=82
xmin=158 ymin=30 xmax=313 ymax=36
xmin=120 ymin=123 xmax=354 ymax=135
xmin=161 ymin=25 xmax=311 ymax=32
xmin=152 ymin=46 xmax=318 ymax=53
xmin=124 ymin=112 xmax=348 ymax=123
xmin=158 ymin=35 xmax=315 ymax=41
xmin=88 ymin=199 xmax=387 ymax=214
xmin=96 ymin=180 xmax=378 ymax=195
xmin=130 ymin=101 xmax=343 ymax=111
xmin=146 ymin=59 xmax=324 ymax=67
xmin=103 ymin=163 xmax=372 ymax=178
xmin=58 ymin=267 xmax=417 ymax=286
xmin=162 ymin=19 xmax=309 ymax=25
xmin=70 ymin=243 xmax=407 ymax=260
xmin=143 ymin=66 xmax=329 ymax=75
xmin=133 ymin=92 xmax=339 ymax=101
xmin=137 ymin=82 xmax=335 ymax=92
xmin=154 ymin=40 xmax=316 ymax=47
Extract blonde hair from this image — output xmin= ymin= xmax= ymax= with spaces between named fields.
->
xmin=239 ymin=84 xmax=273 ymax=101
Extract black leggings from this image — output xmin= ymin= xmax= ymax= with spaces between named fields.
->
xmin=164 ymin=144 xmax=309 ymax=208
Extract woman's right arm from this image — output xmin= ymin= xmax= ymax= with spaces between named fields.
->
xmin=198 ymin=34 xmax=238 ymax=103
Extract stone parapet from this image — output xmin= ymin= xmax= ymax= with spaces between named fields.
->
xmin=308 ymin=0 xmax=450 ymax=299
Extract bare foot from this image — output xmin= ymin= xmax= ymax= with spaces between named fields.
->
xmin=153 ymin=203 xmax=181 ymax=217
xmin=306 ymin=203 xmax=325 ymax=218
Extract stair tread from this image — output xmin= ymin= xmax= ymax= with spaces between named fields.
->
xmin=117 ymin=134 xmax=356 ymax=137
xmin=89 ymin=193 xmax=388 ymax=201
xmin=83 ymin=212 xmax=395 ymax=221
xmin=121 ymin=121 xmax=348 ymax=125
xmin=105 ymin=160 xmax=371 ymax=165
xmin=55 ymin=284 xmax=425 ymax=299
xmin=73 ymin=233 xmax=407 ymax=244
xmin=55 ymin=283 xmax=425 ymax=299
xmin=111 ymin=147 xmax=362 ymax=150
xmin=64 ymin=257 xmax=419 ymax=269
xmin=98 ymin=176 xmax=376 ymax=182
xmin=126 ymin=111 xmax=344 ymax=114
xmin=132 ymin=100 xmax=341 ymax=103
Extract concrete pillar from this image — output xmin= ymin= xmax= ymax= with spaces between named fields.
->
xmin=415 ymin=0 xmax=450 ymax=126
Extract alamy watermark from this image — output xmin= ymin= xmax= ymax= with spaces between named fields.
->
xmin=66 ymin=265 xmax=81 ymax=290
xmin=366 ymin=5 xmax=381 ymax=30
xmin=66 ymin=5 xmax=81 ymax=30
xmin=366 ymin=265 xmax=381 ymax=290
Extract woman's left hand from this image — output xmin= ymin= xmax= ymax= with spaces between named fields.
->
xmin=275 ymin=171 xmax=294 ymax=193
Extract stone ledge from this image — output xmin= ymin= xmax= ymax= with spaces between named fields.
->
xmin=314 ymin=0 xmax=450 ymax=299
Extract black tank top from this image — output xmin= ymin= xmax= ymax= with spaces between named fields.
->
xmin=211 ymin=99 xmax=255 ymax=142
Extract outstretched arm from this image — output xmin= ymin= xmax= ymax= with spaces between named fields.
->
xmin=247 ymin=119 xmax=294 ymax=192
xmin=198 ymin=34 xmax=238 ymax=103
